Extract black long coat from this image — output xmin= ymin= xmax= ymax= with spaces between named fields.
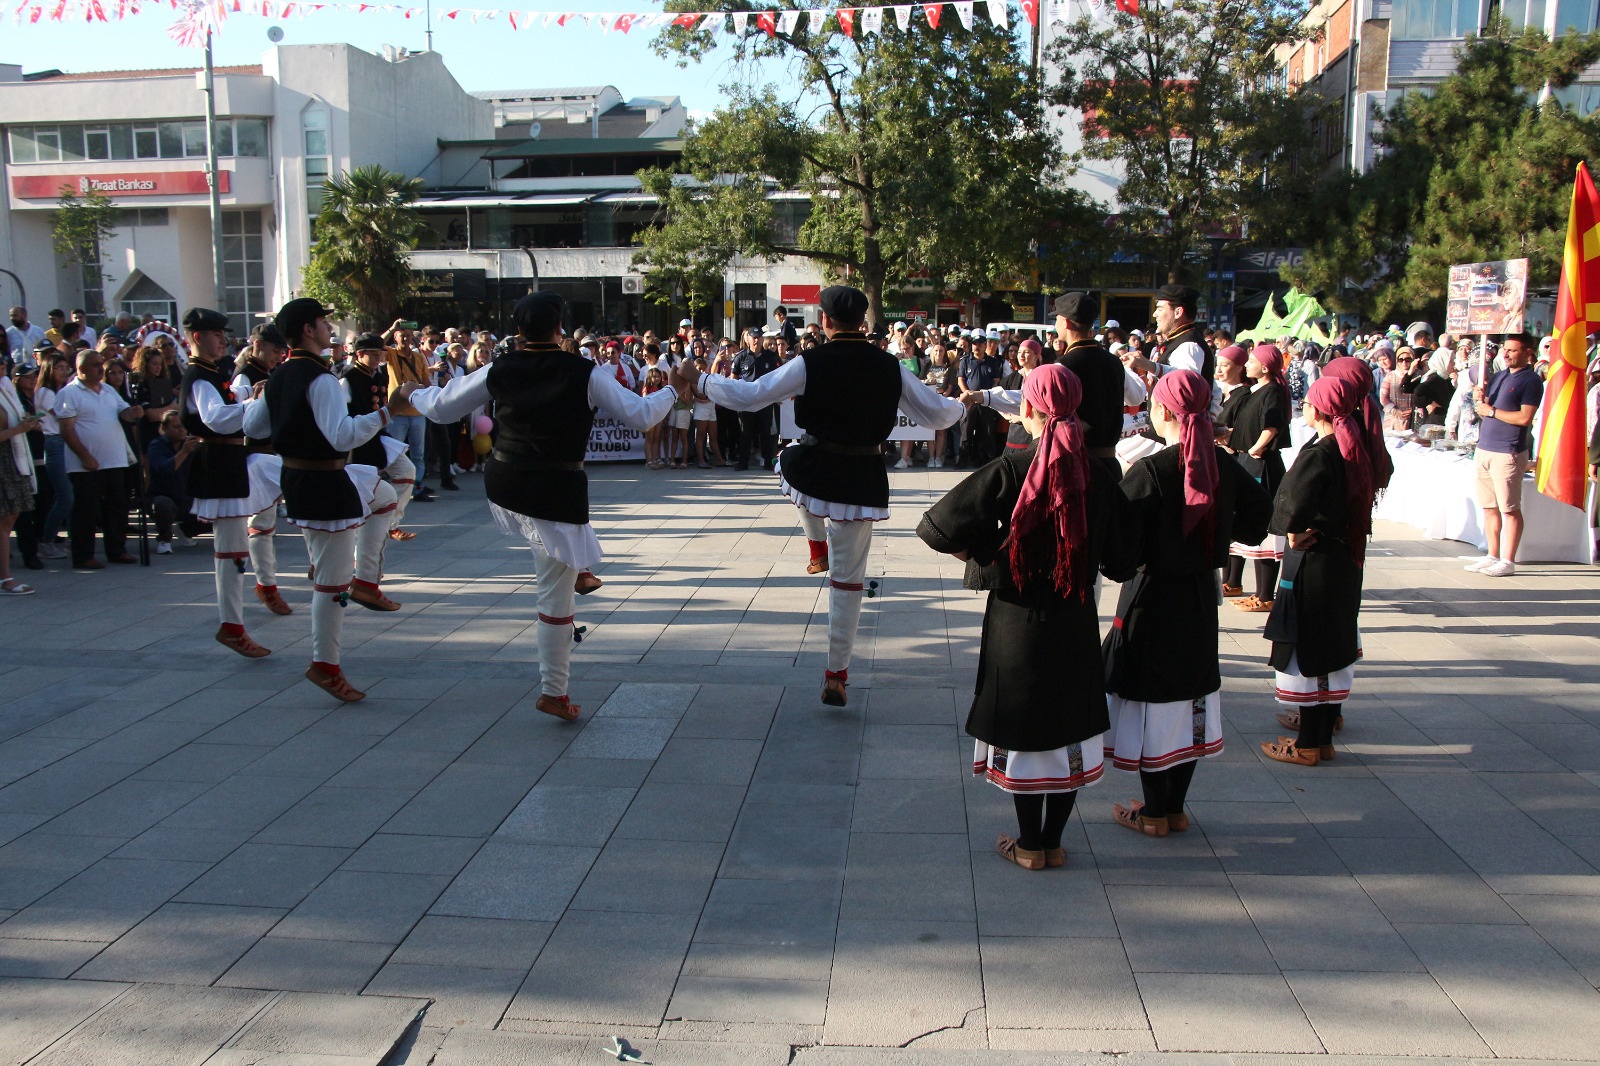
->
xmin=1265 ymin=435 xmax=1364 ymax=677
xmin=917 ymin=443 xmax=1129 ymax=752
xmin=1101 ymin=444 xmax=1272 ymax=703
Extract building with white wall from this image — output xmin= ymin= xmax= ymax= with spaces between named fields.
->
xmin=0 ymin=44 xmax=491 ymax=334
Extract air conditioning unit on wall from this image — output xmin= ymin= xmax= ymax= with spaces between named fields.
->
xmin=621 ymin=275 xmax=645 ymax=295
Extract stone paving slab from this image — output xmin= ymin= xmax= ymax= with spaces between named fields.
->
xmin=3 ymin=468 xmax=1600 ymax=1062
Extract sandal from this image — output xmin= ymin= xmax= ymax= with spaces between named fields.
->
xmin=1276 ymin=710 xmax=1345 ymax=734
xmin=305 ymin=663 xmax=365 ymax=702
xmin=1260 ymin=737 xmax=1320 ymax=766
xmin=821 ymin=673 xmax=848 ymax=707
xmin=1166 ymin=812 xmax=1190 ymax=832
xmin=1112 ymin=800 xmax=1169 ymax=837
xmin=995 ymin=834 xmax=1046 ymax=871
xmin=575 ymin=571 xmax=604 ymax=596
xmin=536 ymin=694 xmax=582 ymax=722
xmin=1221 ymin=583 xmax=1244 ymax=598
xmin=388 ymin=528 xmax=417 ymax=541
xmin=806 ymin=555 xmax=830 ymax=575
xmin=0 ymin=579 xmax=36 ymax=596
xmin=1044 ymin=847 xmax=1067 ymax=868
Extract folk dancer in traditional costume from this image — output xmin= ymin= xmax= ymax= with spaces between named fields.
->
xmin=179 ymin=308 xmax=285 ymax=656
xmin=1102 ymin=370 xmax=1271 ymax=836
xmin=241 ymin=298 xmax=402 ymax=701
xmin=919 ymin=364 xmax=1127 ymax=870
xmin=966 ymin=293 xmax=1138 ymax=483
xmin=401 ymin=291 xmax=678 ymax=722
xmin=1274 ymin=355 xmax=1392 ymax=737
xmin=1259 ymin=375 xmax=1377 ymax=765
xmin=677 ymin=284 xmax=965 ymax=706
xmin=343 ymin=332 xmax=418 ymax=542
xmin=1218 ymin=343 xmax=1290 ymax=614
xmin=227 ymin=322 xmax=291 ymax=616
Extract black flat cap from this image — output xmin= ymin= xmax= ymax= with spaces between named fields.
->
xmin=1053 ymin=291 xmax=1095 ymax=326
xmin=182 ymin=307 xmax=231 ymax=333
xmin=1156 ymin=284 xmax=1200 ymax=310
xmin=819 ymin=285 xmax=869 ymax=325
xmin=514 ymin=290 xmax=564 ymax=339
xmin=352 ymin=332 xmax=387 ymax=352
xmin=250 ymin=322 xmax=287 ymax=348
xmin=273 ymin=297 xmax=336 ymax=346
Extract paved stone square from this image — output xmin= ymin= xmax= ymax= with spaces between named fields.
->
xmin=2 ymin=465 xmax=1599 ymax=1065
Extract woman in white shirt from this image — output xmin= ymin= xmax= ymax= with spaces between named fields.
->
xmin=32 ymin=352 xmax=76 ymax=558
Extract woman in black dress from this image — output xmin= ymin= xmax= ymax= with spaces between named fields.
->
xmin=1410 ymin=349 xmax=1455 ymax=428
xmin=1260 ymin=375 xmax=1377 ymax=766
xmin=1103 ymin=370 xmax=1271 ymax=836
xmin=918 ymin=363 xmax=1127 ymax=871
xmin=1219 ymin=342 xmax=1290 ymax=613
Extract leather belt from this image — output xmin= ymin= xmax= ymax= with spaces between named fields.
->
xmin=197 ymin=436 xmax=246 ymax=446
xmin=801 ymin=435 xmax=882 ymax=457
xmin=492 ymin=449 xmax=584 ymax=472
xmin=281 ymin=457 xmax=347 ymax=471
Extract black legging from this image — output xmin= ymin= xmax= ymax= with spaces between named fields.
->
xmin=1296 ymin=703 xmax=1341 ymax=749
xmin=1138 ymin=760 xmax=1198 ymax=821
xmin=1225 ymin=556 xmax=1280 ymax=600
xmin=1012 ymin=792 xmax=1077 ymax=851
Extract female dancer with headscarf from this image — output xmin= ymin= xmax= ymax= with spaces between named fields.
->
xmin=1260 ymin=375 xmax=1376 ymax=766
xmin=1218 ymin=343 xmax=1291 ymax=613
xmin=918 ymin=363 xmax=1129 ymax=871
xmin=1102 ymin=370 xmax=1271 ymax=836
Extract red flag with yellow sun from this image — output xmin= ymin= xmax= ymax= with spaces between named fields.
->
xmin=1536 ymin=162 xmax=1600 ymax=508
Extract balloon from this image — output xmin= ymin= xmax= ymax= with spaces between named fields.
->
xmin=474 ymin=415 xmax=494 ymax=435
xmin=472 ymin=433 xmax=493 ymax=457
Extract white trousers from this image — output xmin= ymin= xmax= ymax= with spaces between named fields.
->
xmin=212 ymin=515 xmax=250 ymax=627
xmin=303 ymin=526 xmax=356 ymax=666
xmin=533 ymin=541 xmax=578 ymax=697
xmin=247 ymin=503 xmax=279 ymax=588
xmin=798 ymin=507 xmax=874 ymax=674
xmin=355 ymin=481 xmax=398 ymax=587
xmin=386 ymin=452 xmax=415 ymax=526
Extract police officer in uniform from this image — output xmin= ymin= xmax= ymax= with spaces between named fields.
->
xmin=680 ymin=285 xmax=966 ymax=706
xmin=241 ymin=298 xmax=398 ymax=702
xmin=180 ymin=307 xmax=285 ymax=654
xmin=403 ymin=291 xmax=679 ymax=722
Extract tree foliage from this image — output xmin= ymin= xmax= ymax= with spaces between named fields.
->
xmin=636 ymin=2 xmax=1098 ymax=327
xmin=1048 ymin=0 xmax=1320 ymax=281
xmin=52 ymin=185 xmax=120 ymax=298
xmin=300 ymin=164 xmax=429 ymax=329
xmin=1292 ymin=19 xmax=1600 ymax=318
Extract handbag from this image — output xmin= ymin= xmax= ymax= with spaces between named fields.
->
xmin=1262 ymin=548 xmax=1305 ymax=644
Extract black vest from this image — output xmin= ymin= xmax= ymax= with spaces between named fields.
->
xmin=782 ymin=335 xmax=902 ymax=509
xmin=484 ymin=345 xmax=596 ymax=524
xmin=268 ymin=351 xmax=361 ymax=522
xmin=1059 ymin=340 xmax=1127 ymax=450
xmin=180 ymin=360 xmax=250 ymax=501
xmin=342 ymin=361 xmax=389 ymax=468
xmin=1164 ymin=324 xmax=1215 ymax=383
xmin=237 ymin=359 xmax=275 ymax=453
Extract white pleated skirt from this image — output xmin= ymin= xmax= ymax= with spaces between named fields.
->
xmin=973 ymin=737 xmax=1105 ymax=795
xmin=1108 ymin=691 xmax=1225 ymax=772
xmin=191 ymin=453 xmax=283 ymax=521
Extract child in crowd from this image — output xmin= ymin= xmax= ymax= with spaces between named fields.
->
xmin=691 ymin=356 xmax=723 ymax=469
xmin=642 ymin=367 xmax=668 ymax=469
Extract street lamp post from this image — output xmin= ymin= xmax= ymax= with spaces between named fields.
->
xmin=202 ymin=32 xmax=225 ymax=312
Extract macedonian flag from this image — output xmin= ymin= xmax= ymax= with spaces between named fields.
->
xmin=1536 ymin=162 xmax=1600 ymax=508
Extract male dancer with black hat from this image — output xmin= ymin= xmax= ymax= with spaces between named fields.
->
xmin=676 ymin=284 xmax=966 ymax=706
xmin=242 ymin=298 xmax=400 ymax=701
xmin=180 ymin=307 xmax=286 ymax=653
xmin=343 ymin=332 xmax=418 ymax=541
xmin=228 ymin=322 xmax=291 ymax=615
xmin=965 ymin=291 xmax=1140 ymax=481
xmin=401 ymin=290 xmax=678 ymax=722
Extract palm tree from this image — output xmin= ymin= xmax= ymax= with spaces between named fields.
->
xmin=300 ymin=164 xmax=429 ymax=330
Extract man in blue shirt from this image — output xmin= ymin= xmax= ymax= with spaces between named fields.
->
xmin=958 ymin=331 xmax=1005 ymax=467
xmin=146 ymin=410 xmax=200 ymax=554
xmin=1466 ymin=332 xmax=1543 ymax=577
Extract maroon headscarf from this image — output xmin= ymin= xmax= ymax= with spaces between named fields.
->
xmin=1008 ymin=363 xmax=1093 ymax=601
xmin=1250 ymin=342 xmax=1293 ymax=429
xmin=1321 ymin=356 xmax=1393 ymax=491
xmin=1152 ymin=369 xmax=1219 ymax=542
xmin=1306 ymin=376 xmax=1374 ymax=564
xmin=1216 ymin=344 xmax=1248 ymax=367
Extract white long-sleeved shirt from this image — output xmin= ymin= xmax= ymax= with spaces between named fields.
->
xmin=408 ymin=360 xmax=677 ymax=431
xmin=190 ymin=380 xmax=248 ymax=435
xmin=696 ymin=355 xmax=965 ymax=430
xmin=241 ymin=370 xmax=387 ymax=453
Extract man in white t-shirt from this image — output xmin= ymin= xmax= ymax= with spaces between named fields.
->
xmin=6 ymin=307 xmax=46 ymax=367
xmin=55 ymin=348 xmax=144 ymax=569
xmin=71 ymin=309 xmax=98 ymax=349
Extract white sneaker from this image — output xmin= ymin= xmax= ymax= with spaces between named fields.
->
xmin=1463 ymin=556 xmax=1497 ymax=572
xmin=929 ymin=458 xmax=943 ymax=469
xmin=176 ymin=533 xmax=198 ymax=548
xmin=1479 ymin=559 xmax=1516 ymax=577
xmin=155 ymin=541 xmax=173 ymax=555
xmin=894 ymin=458 xmax=911 ymax=469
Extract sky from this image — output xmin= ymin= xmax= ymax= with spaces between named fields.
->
xmin=0 ymin=2 xmax=757 ymax=116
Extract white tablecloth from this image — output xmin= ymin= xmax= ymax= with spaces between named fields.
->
xmin=1374 ymin=441 xmax=1593 ymax=563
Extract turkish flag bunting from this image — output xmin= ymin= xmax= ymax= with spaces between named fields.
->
xmin=1116 ymin=0 xmax=1138 ymax=12
xmin=837 ymin=7 xmax=854 ymax=35
xmin=756 ymin=10 xmax=775 ymax=35
xmin=444 ymin=9 xmax=456 ymax=17
xmin=615 ymin=12 xmax=636 ymax=32
xmin=672 ymin=11 xmax=699 ymax=27
xmin=922 ymin=2 xmax=940 ymax=27
xmin=1021 ymin=0 xmax=1038 ymax=25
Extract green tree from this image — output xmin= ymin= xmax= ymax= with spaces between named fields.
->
xmin=299 ymin=164 xmax=429 ymax=329
xmin=636 ymin=2 xmax=1095 ymax=328
xmin=52 ymin=185 xmax=120 ymax=313
xmin=1048 ymin=0 xmax=1320 ymax=282
xmin=1292 ymin=19 xmax=1600 ymax=318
